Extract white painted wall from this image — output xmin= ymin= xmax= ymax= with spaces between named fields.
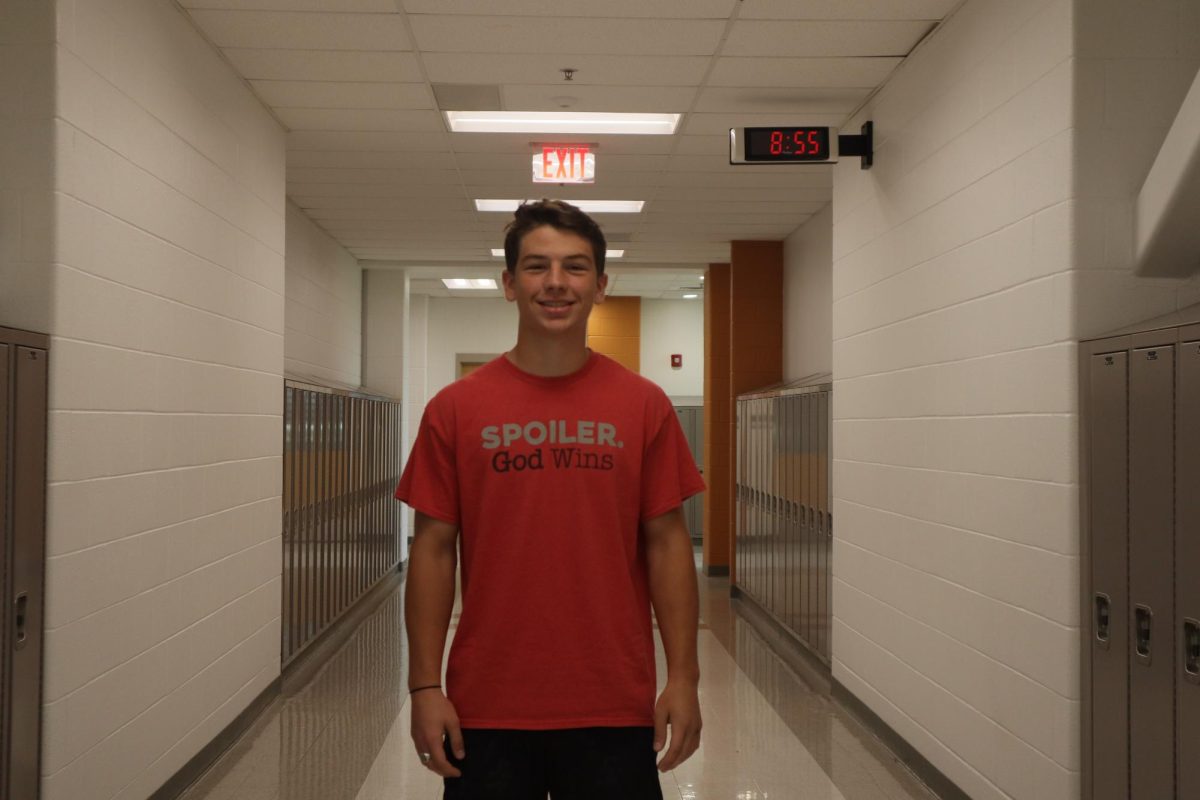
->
xmin=40 ymin=2 xmax=285 ymax=798
xmin=362 ymin=269 xmax=406 ymax=399
xmin=640 ymin=298 xmax=704 ymax=402
xmin=783 ymin=204 xmax=833 ymax=382
xmin=0 ymin=1 xmax=55 ymax=335
xmin=830 ymin=2 xmax=1081 ymax=798
xmin=285 ymin=201 xmax=361 ymax=387
xmin=425 ymin=296 xmax=515 ymax=398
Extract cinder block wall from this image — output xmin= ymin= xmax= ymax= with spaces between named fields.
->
xmin=39 ymin=2 xmax=287 ymax=798
xmin=284 ymin=201 xmax=362 ymax=386
xmin=830 ymin=2 xmax=1082 ymax=797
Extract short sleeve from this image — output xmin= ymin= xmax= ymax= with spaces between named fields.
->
xmin=395 ymin=394 xmax=459 ymax=525
xmin=639 ymin=395 xmax=706 ymax=521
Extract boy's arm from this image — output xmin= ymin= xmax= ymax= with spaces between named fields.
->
xmin=643 ymin=506 xmax=702 ymax=772
xmin=406 ymin=511 xmax=465 ymax=777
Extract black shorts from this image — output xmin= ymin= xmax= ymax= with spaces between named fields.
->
xmin=442 ymin=726 xmax=665 ymax=800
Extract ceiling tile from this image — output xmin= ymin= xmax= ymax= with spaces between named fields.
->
xmin=723 ymin=20 xmax=936 ymax=57
xmin=421 ymin=53 xmax=711 ymax=86
xmin=286 ymin=150 xmax=458 ymax=169
xmin=401 ymin=0 xmax=736 ymax=18
xmin=693 ymin=86 xmax=869 ymax=113
xmin=250 ymin=80 xmax=433 ymax=109
xmin=224 ymin=49 xmax=423 ymax=82
xmin=180 ymin=0 xmax=395 ymax=9
xmin=708 ymin=56 xmax=902 ymax=87
xmin=682 ymin=111 xmax=847 ymax=135
xmin=187 ymin=10 xmax=411 ymax=50
xmin=289 ymin=167 xmax=461 ymax=184
xmin=179 ymin=1 xmax=956 ymax=267
xmin=738 ymin=0 xmax=959 ymax=20
xmin=287 ymin=130 xmax=450 ymax=151
xmin=275 ymin=108 xmax=444 ymax=131
xmin=409 ymin=16 xmax=725 ymax=55
xmin=500 ymin=84 xmax=697 ymax=113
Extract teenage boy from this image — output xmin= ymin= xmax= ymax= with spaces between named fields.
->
xmin=395 ymin=199 xmax=705 ymax=800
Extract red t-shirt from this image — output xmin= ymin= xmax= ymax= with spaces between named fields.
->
xmin=395 ymin=351 xmax=705 ymax=730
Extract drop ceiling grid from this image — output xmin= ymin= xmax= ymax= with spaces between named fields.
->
xmin=178 ymin=0 xmax=954 ymax=270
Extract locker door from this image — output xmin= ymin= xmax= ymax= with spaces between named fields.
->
xmin=816 ymin=390 xmax=830 ymax=661
xmin=1129 ymin=345 xmax=1174 ymax=800
xmin=1089 ymin=351 xmax=1129 ymax=800
xmin=1178 ymin=338 xmax=1200 ymax=800
xmin=799 ymin=394 xmax=811 ymax=643
xmin=787 ymin=395 xmax=799 ymax=635
xmin=7 ymin=345 xmax=47 ymax=800
xmin=0 ymin=344 xmax=9 ymax=800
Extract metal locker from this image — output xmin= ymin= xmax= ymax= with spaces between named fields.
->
xmin=816 ymin=390 xmax=830 ymax=661
xmin=757 ymin=397 xmax=766 ymax=603
xmin=735 ymin=401 xmax=742 ymax=587
xmin=2 ymin=336 xmax=49 ymax=800
xmin=1178 ymin=336 xmax=1200 ymax=800
xmin=807 ymin=392 xmax=818 ymax=647
xmin=1129 ymin=344 xmax=1175 ymax=799
xmin=1088 ymin=350 xmax=1130 ymax=800
xmin=0 ymin=345 xmax=9 ymax=799
xmin=771 ymin=395 xmax=783 ymax=618
xmin=796 ymin=398 xmax=806 ymax=642
xmin=786 ymin=394 xmax=798 ymax=634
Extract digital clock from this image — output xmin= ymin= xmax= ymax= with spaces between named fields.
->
xmin=729 ymin=126 xmax=839 ymax=165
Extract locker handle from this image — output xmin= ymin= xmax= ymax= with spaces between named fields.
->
xmin=1185 ymin=618 xmax=1200 ymax=684
xmin=1094 ymin=593 xmax=1111 ymax=648
xmin=1134 ymin=605 xmax=1153 ymax=663
xmin=13 ymin=592 xmax=29 ymax=651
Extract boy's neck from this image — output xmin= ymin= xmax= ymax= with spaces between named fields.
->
xmin=506 ymin=333 xmax=591 ymax=377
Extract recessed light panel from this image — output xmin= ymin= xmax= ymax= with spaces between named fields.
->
xmin=446 ymin=111 xmax=680 ymax=135
xmin=442 ymin=278 xmax=497 ymax=290
xmin=475 ymin=199 xmax=643 ymax=213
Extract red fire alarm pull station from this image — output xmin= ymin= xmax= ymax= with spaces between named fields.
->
xmin=671 ymin=354 xmax=682 ymax=368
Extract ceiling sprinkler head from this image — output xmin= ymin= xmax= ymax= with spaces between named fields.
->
xmin=560 ymin=68 xmax=576 ymax=81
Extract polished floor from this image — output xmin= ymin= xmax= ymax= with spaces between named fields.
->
xmin=179 ymin=552 xmax=936 ymax=800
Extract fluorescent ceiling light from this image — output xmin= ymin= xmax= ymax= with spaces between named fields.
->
xmin=475 ymin=199 xmax=643 ymax=213
xmin=442 ymin=278 xmax=497 ymax=290
xmin=491 ymin=248 xmax=624 ymax=258
xmin=683 ymin=294 xmax=699 ymax=299
xmin=446 ymin=111 xmax=680 ymax=135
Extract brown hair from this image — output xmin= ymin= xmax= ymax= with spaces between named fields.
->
xmin=502 ymin=199 xmax=607 ymax=275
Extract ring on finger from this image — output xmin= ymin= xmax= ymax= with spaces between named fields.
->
xmin=419 ymin=751 xmax=433 ymax=765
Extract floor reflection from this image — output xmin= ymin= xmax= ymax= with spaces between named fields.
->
xmin=180 ymin=552 xmax=934 ymax=800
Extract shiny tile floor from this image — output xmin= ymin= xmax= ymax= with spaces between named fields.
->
xmin=180 ymin=552 xmax=935 ymax=800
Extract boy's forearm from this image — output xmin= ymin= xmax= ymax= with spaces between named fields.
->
xmin=645 ymin=515 xmax=701 ymax=684
xmin=404 ymin=533 xmax=458 ymax=688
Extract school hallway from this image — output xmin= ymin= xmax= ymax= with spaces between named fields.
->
xmin=174 ymin=553 xmax=934 ymax=800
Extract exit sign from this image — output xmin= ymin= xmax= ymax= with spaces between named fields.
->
xmin=532 ymin=145 xmax=595 ymax=184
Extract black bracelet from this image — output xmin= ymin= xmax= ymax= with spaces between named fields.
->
xmin=409 ymin=684 xmax=441 ymax=694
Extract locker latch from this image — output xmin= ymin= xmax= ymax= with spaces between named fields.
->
xmin=1134 ymin=605 xmax=1153 ymax=663
xmin=1185 ymin=618 xmax=1200 ymax=684
xmin=1094 ymin=593 xmax=1111 ymax=648
xmin=12 ymin=592 xmax=28 ymax=651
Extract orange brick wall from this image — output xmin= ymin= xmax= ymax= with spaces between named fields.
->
xmin=588 ymin=295 xmax=640 ymax=372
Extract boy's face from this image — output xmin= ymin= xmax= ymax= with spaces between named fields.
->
xmin=502 ymin=225 xmax=607 ymax=338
